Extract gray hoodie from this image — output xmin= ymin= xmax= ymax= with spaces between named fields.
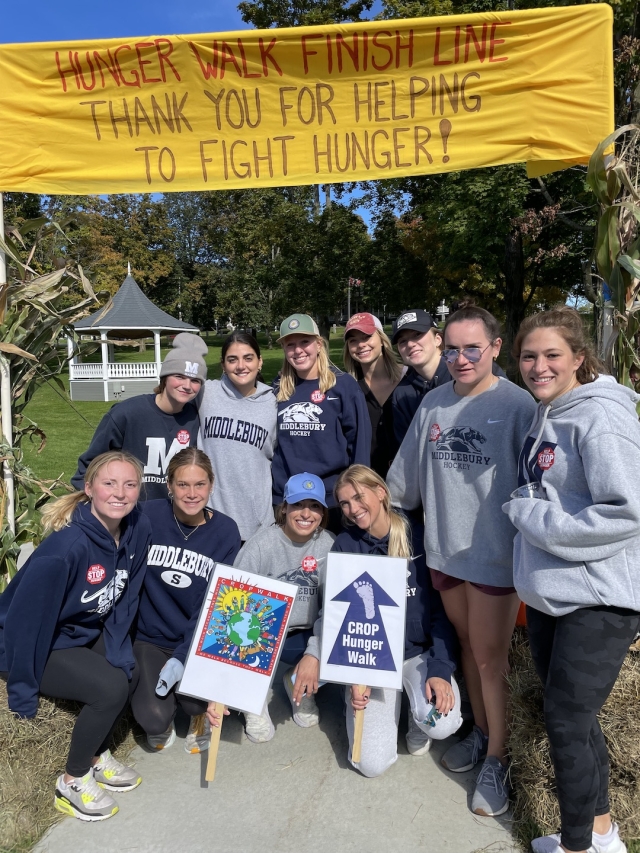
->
xmin=504 ymin=375 xmax=640 ymax=616
xmin=387 ymin=377 xmax=536 ymax=586
xmin=198 ymin=375 xmax=277 ymax=541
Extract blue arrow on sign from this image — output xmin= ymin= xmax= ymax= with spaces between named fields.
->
xmin=327 ymin=571 xmax=398 ymax=671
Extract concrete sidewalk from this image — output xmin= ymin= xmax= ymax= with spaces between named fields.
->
xmin=34 ymin=673 xmax=519 ymax=853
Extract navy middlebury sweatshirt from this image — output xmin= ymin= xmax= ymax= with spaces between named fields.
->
xmin=137 ymin=500 xmax=241 ymax=663
xmin=0 ymin=503 xmax=151 ymax=718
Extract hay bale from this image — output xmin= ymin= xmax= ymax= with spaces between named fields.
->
xmin=0 ymin=681 xmax=137 ymax=852
xmin=508 ymin=629 xmax=640 ymax=848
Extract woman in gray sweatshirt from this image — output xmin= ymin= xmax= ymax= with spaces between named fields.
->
xmin=198 ymin=332 xmax=277 ymax=542
xmin=505 ymin=307 xmax=640 ymax=853
xmin=232 ymin=472 xmax=335 ymax=744
xmin=387 ymin=303 xmax=536 ymax=819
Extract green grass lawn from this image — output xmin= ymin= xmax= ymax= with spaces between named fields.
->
xmin=22 ymin=331 xmax=349 ymax=482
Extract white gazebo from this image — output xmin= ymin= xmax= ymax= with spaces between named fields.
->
xmin=68 ymin=271 xmax=199 ymax=402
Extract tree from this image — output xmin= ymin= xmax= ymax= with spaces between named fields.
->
xmin=0 ymin=214 xmax=98 ymax=588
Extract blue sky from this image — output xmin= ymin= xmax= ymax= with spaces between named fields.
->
xmin=2 ymin=1 xmax=249 ymax=44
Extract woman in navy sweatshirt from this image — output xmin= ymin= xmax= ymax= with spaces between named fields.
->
xmin=132 ymin=447 xmax=241 ymax=755
xmin=0 ymin=451 xmax=151 ymax=823
xmin=292 ymin=464 xmax=462 ymax=777
xmin=272 ymin=313 xmax=371 ymax=533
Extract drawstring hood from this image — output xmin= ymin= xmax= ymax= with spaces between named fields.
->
xmin=505 ymin=374 xmax=640 ymax=617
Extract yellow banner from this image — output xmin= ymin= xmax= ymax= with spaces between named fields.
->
xmin=0 ymin=5 xmax=613 ymax=194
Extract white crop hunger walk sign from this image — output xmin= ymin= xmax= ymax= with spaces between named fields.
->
xmin=320 ymin=552 xmax=407 ymax=691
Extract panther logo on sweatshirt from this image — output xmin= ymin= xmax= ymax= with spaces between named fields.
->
xmin=80 ymin=569 xmax=128 ymax=616
xmin=431 ymin=425 xmax=491 ymax=469
xmin=280 ymin=402 xmax=323 ymax=424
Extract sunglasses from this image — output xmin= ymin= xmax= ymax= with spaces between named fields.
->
xmin=442 ymin=341 xmax=494 ymax=364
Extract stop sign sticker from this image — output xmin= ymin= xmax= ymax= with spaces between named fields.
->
xmin=176 ymin=430 xmax=190 ymax=445
xmin=87 ymin=564 xmax=106 ymax=584
xmin=302 ymin=556 xmax=318 ymax=573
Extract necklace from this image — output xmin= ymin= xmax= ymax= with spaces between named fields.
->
xmin=173 ymin=511 xmax=202 ymax=541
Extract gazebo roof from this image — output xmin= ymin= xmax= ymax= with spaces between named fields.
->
xmin=74 ymin=273 xmax=198 ymax=336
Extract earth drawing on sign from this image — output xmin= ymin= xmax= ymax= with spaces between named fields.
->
xmin=196 ymin=577 xmax=293 ymax=676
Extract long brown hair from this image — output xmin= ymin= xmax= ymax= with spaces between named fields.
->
xmin=42 ymin=451 xmax=143 ymax=533
xmin=512 ymin=306 xmax=604 ymax=385
xmin=334 ymin=465 xmax=412 ymax=559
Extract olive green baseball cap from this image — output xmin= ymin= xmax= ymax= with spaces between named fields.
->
xmin=277 ymin=313 xmax=320 ymax=341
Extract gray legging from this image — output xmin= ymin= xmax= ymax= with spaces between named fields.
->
xmin=345 ymin=653 xmax=463 ymax=778
xmin=131 ymin=640 xmax=207 ymax=736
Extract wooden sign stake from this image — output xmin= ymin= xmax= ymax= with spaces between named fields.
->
xmin=205 ymin=703 xmax=224 ymax=782
xmin=351 ymin=685 xmax=367 ymax=764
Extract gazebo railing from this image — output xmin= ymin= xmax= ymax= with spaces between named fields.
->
xmin=70 ymin=362 xmax=159 ymax=380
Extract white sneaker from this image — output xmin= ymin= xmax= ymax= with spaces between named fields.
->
xmin=531 ymin=823 xmax=627 ymax=853
xmin=244 ymin=709 xmax=275 ymax=743
xmin=283 ymin=668 xmax=320 ymax=728
xmin=406 ymin=713 xmax=432 ymax=756
xmin=147 ymin=723 xmax=176 ymax=751
xmin=185 ymin=714 xmax=211 ymax=754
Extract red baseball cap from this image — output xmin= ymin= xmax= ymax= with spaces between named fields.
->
xmin=344 ymin=313 xmax=383 ymax=338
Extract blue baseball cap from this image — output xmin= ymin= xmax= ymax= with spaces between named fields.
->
xmin=284 ymin=473 xmax=327 ymax=507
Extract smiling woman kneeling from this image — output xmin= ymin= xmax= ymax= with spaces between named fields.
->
xmin=131 ymin=448 xmax=241 ymax=755
xmin=231 ymin=472 xmax=335 ymax=743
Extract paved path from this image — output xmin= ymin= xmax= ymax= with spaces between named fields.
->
xmin=34 ymin=674 xmax=519 ymax=853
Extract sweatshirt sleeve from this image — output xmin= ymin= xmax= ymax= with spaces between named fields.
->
xmin=505 ymin=431 xmax=640 ymax=562
xmin=392 ymin=385 xmax=418 ymax=447
xmin=233 ymin=536 xmax=261 ymax=571
xmin=72 ymin=408 xmax=125 ymax=490
xmin=342 ymin=379 xmax=372 ymax=467
xmin=102 ymin=521 xmax=151 ymax=678
xmin=4 ymin=557 xmax=70 ymax=718
xmin=387 ymin=411 xmax=423 ymax=511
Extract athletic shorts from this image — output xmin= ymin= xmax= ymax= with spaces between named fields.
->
xmin=429 ymin=568 xmax=516 ymax=597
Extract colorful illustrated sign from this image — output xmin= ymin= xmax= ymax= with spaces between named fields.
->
xmin=0 ymin=5 xmax=613 ymax=194
xmin=196 ymin=577 xmax=291 ymax=677
xmin=320 ymin=553 xmax=407 ymax=691
xmin=179 ymin=564 xmax=297 ymax=715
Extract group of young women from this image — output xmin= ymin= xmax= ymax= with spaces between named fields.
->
xmin=1 ymin=303 xmax=639 ymax=853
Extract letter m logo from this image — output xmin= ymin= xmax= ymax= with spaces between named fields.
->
xmin=185 ymin=361 xmax=199 ymax=376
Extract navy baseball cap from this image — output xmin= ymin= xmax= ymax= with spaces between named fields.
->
xmin=284 ymin=473 xmax=327 ymax=507
xmin=392 ymin=309 xmax=438 ymax=344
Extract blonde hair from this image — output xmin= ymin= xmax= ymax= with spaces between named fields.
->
xmin=277 ymin=336 xmax=337 ymax=402
xmin=42 ymin=451 xmax=143 ymax=533
xmin=334 ymin=465 xmax=412 ymax=559
xmin=343 ymin=329 xmax=403 ymax=383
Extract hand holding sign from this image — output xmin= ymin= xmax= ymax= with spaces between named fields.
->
xmin=179 ymin=565 xmax=297 ymax=783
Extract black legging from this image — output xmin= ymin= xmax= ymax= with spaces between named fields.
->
xmin=38 ymin=633 xmax=138 ymax=778
xmin=131 ymin=640 xmax=207 ymax=736
xmin=527 ymin=604 xmax=640 ymax=852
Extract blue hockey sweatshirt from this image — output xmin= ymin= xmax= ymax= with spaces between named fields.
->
xmin=271 ymin=370 xmax=371 ymax=507
xmin=72 ymin=394 xmax=199 ymax=500
xmin=0 ymin=503 xmax=151 ymax=718
xmin=137 ymin=500 xmax=241 ymax=663
xmin=331 ymin=518 xmax=458 ymax=681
